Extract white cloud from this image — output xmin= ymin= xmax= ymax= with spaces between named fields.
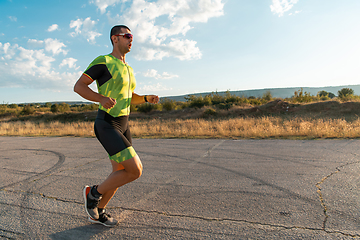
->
xmin=0 ymin=42 xmax=81 ymax=90
xmin=138 ymin=82 xmax=172 ymax=92
xmin=104 ymin=0 xmax=224 ymax=60
xmin=270 ymin=0 xmax=299 ymax=17
xmin=91 ymin=0 xmax=126 ymax=14
xmin=69 ymin=17 xmax=102 ymax=44
xmin=167 ymin=38 xmax=201 ymax=60
xmin=44 ymin=38 xmax=68 ymax=55
xmin=8 ymin=16 xmax=17 ymax=22
xmin=289 ymin=10 xmax=301 ymax=16
xmin=0 ymin=42 xmax=17 ymax=59
xmin=143 ymin=69 xmax=179 ymax=79
xmin=27 ymin=39 xmax=44 ymax=48
xmin=60 ymin=58 xmax=79 ymax=69
xmin=47 ymin=24 xmax=59 ymax=32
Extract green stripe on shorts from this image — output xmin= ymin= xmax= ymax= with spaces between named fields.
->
xmin=109 ymin=146 xmax=137 ymax=163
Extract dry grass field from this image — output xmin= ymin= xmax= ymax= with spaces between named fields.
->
xmin=2 ymin=99 xmax=360 ymax=139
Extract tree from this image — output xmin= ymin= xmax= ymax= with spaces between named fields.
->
xmin=293 ymin=88 xmax=313 ymax=103
xmin=20 ymin=104 xmax=35 ymax=115
xmin=162 ymin=98 xmax=177 ymax=111
xmin=338 ymin=88 xmax=354 ymax=100
xmin=51 ymin=104 xmax=59 ymax=113
xmin=317 ymin=90 xmax=334 ymax=100
xmin=262 ymin=91 xmax=273 ymax=101
xmin=318 ymin=91 xmax=329 ymax=98
xmin=44 ymin=102 xmax=52 ymax=108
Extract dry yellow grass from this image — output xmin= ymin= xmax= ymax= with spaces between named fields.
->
xmin=0 ymin=121 xmax=94 ymax=137
xmin=130 ymin=117 xmax=360 ymax=139
xmin=2 ymin=117 xmax=360 ymax=139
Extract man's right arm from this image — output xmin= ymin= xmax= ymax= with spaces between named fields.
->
xmin=74 ymin=74 xmax=116 ymax=109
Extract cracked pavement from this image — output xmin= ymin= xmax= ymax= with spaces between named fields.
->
xmin=0 ymin=137 xmax=360 ymax=239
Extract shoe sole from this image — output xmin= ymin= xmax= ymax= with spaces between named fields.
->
xmin=88 ymin=217 xmax=117 ymax=227
xmin=83 ymin=185 xmax=99 ymax=220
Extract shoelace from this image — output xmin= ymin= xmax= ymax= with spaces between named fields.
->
xmin=99 ymin=212 xmax=112 ymax=221
xmin=87 ymin=197 xmax=101 ymax=209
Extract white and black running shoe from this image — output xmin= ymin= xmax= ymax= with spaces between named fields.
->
xmin=83 ymin=185 xmax=102 ymax=220
xmin=88 ymin=209 xmax=118 ymax=227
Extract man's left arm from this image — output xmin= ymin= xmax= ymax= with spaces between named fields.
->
xmin=131 ymin=93 xmax=159 ymax=105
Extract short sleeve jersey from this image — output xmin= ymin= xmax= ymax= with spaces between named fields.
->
xmin=83 ymin=54 xmax=136 ymax=117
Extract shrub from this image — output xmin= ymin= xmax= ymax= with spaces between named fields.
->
xmin=185 ymin=95 xmax=210 ymax=108
xmin=51 ymin=104 xmax=59 ymax=113
xmin=218 ymin=102 xmax=233 ymax=110
xmin=224 ymin=91 xmax=239 ymax=104
xmin=82 ymin=103 xmax=98 ymax=111
xmin=317 ymin=91 xmax=335 ymax=100
xmin=58 ymin=103 xmax=70 ymax=112
xmin=20 ymin=104 xmax=35 ymax=115
xmin=248 ymin=98 xmax=262 ymax=106
xmin=262 ymin=91 xmax=273 ymax=102
xmin=162 ymin=98 xmax=177 ymax=111
xmin=44 ymin=102 xmax=52 ymax=108
xmin=9 ymin=104 xmax=18 ymax=109
xmin=202 ymin=108 xmax=217 ymax=117
xmin=209 ymin=92 xmax=224 ymax=105
xmin=137 ymin=103 xmax=156 ymax=113
xmin=338 ymin=88 xmax=354 ymax=100
xmin=292 ymin=88 xmax=313 ymax=103
xmin=317 ymin=91 xmax=330 ymax=101
xmin=51 ymin=103 xmax=70 ymax=113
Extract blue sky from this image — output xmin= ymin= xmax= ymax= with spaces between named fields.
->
xmin=0 ymin=0 xmax=359 ymax=104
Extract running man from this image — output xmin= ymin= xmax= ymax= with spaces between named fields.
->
xmin=74 ymin=25 xmax=159 ymax=227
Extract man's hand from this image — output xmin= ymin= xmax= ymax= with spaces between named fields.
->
xmin=146 ymin=95 xmax=160 ymax=104
xmin=100 ymin=96 xmax=117 ymax=109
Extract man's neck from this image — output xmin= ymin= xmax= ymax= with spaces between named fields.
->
xmin=111 ymin=50 xmax=126 ymax=63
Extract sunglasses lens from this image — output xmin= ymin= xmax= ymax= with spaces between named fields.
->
xmin=125 ymin=34 xmax=133 ymax=39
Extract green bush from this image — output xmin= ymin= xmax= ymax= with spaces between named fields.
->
xmin=51 ymin=103 xmax=70 ymax=113
xmin=292 ymin=88 xmax=313 ymax=103
xmin=44 ymin=102 xmax=52 ymax=108
xmin=317 ymin=91 xmax=336 ymax=100
xmin=218 ymin=102 xmax=233 ymax=110
xmin=81 ymin=103 xmax=98 ymax=111
xmin=137 ymin=103 xmax=156 ymax=113
xmin=202 ymin=108 xmax=217 ymax=117
xmin=338 ymin=88 xmax=354 ymax=100
xmin=8 ymin=104 xmax=18 ymax=109
xmin=248 ymin=98 xmax=262 ymax=105
xmin=20 ymin=104 xmax=35 ymax=115
xmin=51 ymin=104 xmax=59 ymax=113
xmin=162 ymin=98 xmax=177 ymax=111
xmin=209 ymin=92 xmax=224 ymax=105
xmin=60 ymin=103 xmax=70 ymax=112
xmin=185 ymin=95 xmax=211 ymax=108
xmin=262 ymin=91 xmax=272 ymax=102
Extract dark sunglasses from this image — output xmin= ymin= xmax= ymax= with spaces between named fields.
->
xmin=114 ymin=33 xmax=133 ymax=39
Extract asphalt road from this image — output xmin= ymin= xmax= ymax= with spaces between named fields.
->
xmin=0 ymin=136 xmax=360 ymax=239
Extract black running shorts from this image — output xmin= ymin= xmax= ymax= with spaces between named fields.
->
xmin=94 ymin=109 xmax=136 ymax=163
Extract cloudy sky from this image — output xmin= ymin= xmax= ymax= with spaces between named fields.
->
xmin=0 ymin=0 xmax=359 ymax=103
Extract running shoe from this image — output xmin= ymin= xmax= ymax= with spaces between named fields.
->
xmin=83 ymin=185 xmax=102 ymax=220
xmin=88 ymin=209 xmax=118 ymax=227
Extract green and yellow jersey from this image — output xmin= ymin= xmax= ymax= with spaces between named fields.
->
xmin=83 ymin=54 xmax=136 ymax=117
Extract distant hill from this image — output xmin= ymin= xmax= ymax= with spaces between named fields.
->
xmin=18 ymin=85 xmax=360 ymax=105
xmin=162 ymin=85 xmax=360 ymax=102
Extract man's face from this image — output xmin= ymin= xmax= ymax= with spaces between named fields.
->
xmin=113 ymin=28 xmax=133 ymax=53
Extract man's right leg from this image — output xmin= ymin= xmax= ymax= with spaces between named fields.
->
xmin=97 ymin=154 xmax=143 ymax=195
xmin=84 ymin=155 xmax=142 ymax=220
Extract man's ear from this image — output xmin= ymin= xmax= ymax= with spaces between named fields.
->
xmin=111 ymin=35 xmax=118 ymax=44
